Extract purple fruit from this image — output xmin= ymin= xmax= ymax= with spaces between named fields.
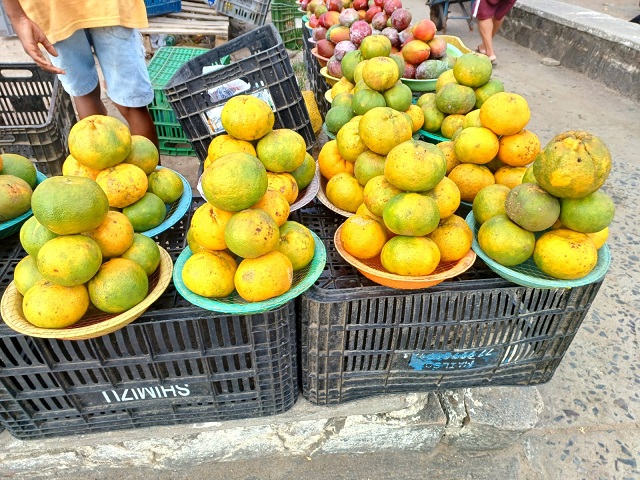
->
xmin=338 ymin=8 xmax=360 ymax=27
xmin=334 ymin=40 xmax=357 ymax=61
xmin=381 ymin=26 xmax=400 ymax=48
xmin=371 ymin=11 xmax=389 ymax=30
xmin=391 ymin=8 xmax=412 ymax=31
xmin=349 ymin=20 xmax=373 ymax=46
xmin=327 ymin=56 xmax=344 ymax=78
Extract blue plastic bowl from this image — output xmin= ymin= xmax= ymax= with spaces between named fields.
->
xmin=142 ymin=167 xmax=192 ymax=238
xmin=465 ymin=211 xmax=611 ymax=289
xmin=173 ymin=230 xmax=327 ymax=314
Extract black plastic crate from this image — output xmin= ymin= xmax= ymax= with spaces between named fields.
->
xmin=301 ymin=26 xmax=329 ymax=117
xmin=145 ymin=0 xmax=182 ymax=16
xmin=0 ymin=64 xmax=77 ymax=176
xmin=163 ymin=24 xmax=315 ymax=163
xmin=213 ymin=0 xmax=271 ymax=27
xmin=0 ymin=199 xmax=299 ymax=439
xmin=293 ymin=202 xmax=604 ymax=405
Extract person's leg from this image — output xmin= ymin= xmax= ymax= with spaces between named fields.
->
xmin=74 ymin=84 xmax=108 ymax=119
xmin=89 ymin=26 xmax=158 ymax=148
xmin=477 ymin=17 xmax=496 ymax=59
xmin=114 ymin=104 xmax=158 ymax=146
xmin=48 ymin=29 xmax=108 ymax=118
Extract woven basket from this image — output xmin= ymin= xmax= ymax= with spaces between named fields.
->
xmin=142 ymin=167 xmax=192 ymax=238
xmin=173 ymin=230 xmax=327 ymax=314
xmin=0 ymin=247 xmax=173 ymax=340
xmin=465 ymin=212 xmax=611 ymax=288
xmin=334 ymin=224 xmax=477 ymax=290
xmin=0 ymin=171 xmax=47 ymax=240
xmin=316 ymin=176 xmax=354 ymax=218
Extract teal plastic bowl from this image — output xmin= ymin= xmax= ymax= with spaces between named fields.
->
xmin=142 ymin=167 xmax=192 ymax=238
xmin=173 ymin=230 xmax=327 ymax=314
xmin=0 ymin=170 xmax=47 ymax=240
xmin=465 ymin=212 xmax=611 ymax=288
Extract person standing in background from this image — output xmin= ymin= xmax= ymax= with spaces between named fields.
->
xmin=2 ymin=0 xmax=158 ymax=147
xmin=474 ymin=0 xmax=517 ymax=66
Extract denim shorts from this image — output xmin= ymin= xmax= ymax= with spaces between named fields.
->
xmin=50 ymin=26 xmax=153 ymax=108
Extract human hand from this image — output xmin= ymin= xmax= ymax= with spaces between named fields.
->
xmin=11 ymin=16 xmax=65 ymax=75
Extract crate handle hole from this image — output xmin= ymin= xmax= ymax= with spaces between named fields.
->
xmin=1 ymin=69 xmax=34 ymax=79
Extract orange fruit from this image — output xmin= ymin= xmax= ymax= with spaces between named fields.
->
xmin=23 ymin=280 xmax=89 ymax=328
xmin=122 ymin=135 xmax=159 ymax=174
xmin=421 ymin=104 xmax=445 ymax=133
xmin=0 ymin=153 xmax=37 ymax=188
xmin=340 ymin=214 xmax=387 ymax=260
xmin=36 ymin=235 xmax=102 ymax=287
xmin=404 ymin=104 xmax=425 ymax=133
xmin=417 ymin=92 xmax=438 ymax=108
xmin=326 ymin=172 xmax=364 ymax=212
xmin=422 ymin=176 xmax=461 ymax=220
xmin=454 ymin=126 xmax=500 ymax=164
xmin=382 ymin=193 xmax=440 ymax=236
xmin=256 ymin=129 xmax=307 ymax=173
xmin=384 ymin=140 xmax=446 ymax=192
xmin=182 ymin=250 xmax=237 ymax=298
xmin=267 ymin=172 xmax=299 ymax=204
xmin=83 ymin=211 xmax=134 ymax=258
xmin=68 ymin=115 xmax=131 ymax=169
xmin=452 ymin=52 xmax=493 ymax=88
xmin=533 ymin=229 xmax=598 ymax=279
xmin=479 ymin=92 xmax=531 ymax=136
xmin=190 ymin=203 xmax=234 ymax=251
xmin=533 ymin=130 xmax=611 ymax=199
xmin=318 ymin=140 xmax=355 ymax=180
xmin=201 ymin=153 xmax=268 ymax=211
xmin=448 ymin=163 xmax=496 ymax=203
xmin=147 ymin=168 xmax=184 ymax=204
xmin=494 ymin=166 xmax=528 ymax=189
xmin=351 ymin=88 xmax=386 ymax=117
xmin=250 ymin=189 xmax=290 ymax=226
xmin=290 ymin=153 xmax=317 ymax=190
xmin=362 ymin=57 xmax=399 ymax=91
xmin=436 ymin=141 xmax=461 ymax=174
xmin=354 ymin=150 xmax=386 ymax=187
xmin=383 ymin=82 xmax=413 ymax=112
xmin=435 ymin=69 xmax=457 ymax=93
xmin=224 ymin=209 xmax=280 ymax=259
xmin=276 ymin=221 xmax=316 ymax=271
xmin=13 ymin=255 xmax=45 ymax=296
xmin=336 ymin=121 xmax=368 ymax=162
xmin=477 ymin=214 xmax=535 ymax=266
xmin=19 ymin=216 xmax=59 ymax=258
xmin=96 ymin=163 xmax=148 ymax=208
xmin=472 ymin=184 xmax=511 ymax=224
xmin=587 ymin=227 xmax=609 ymax=249
xmin=559 ymin=190 xmax=615 ymax=233
xmin=234 ymin=251 xmax=293 ymax=302
xmin=380 ymin=236 xmax=441 ymax=276
xmin=31 ymin=176 xmax=109 ymax=235
xmin=360 ymin=34 xmax=392 ymax=59
xmin=62 ymin=154 xmax=101 ymax=180
xmin=220 ymin=95 xmax=274 ymax=141
xmin=120 ymin=233 xmax=161 ymax=276
xmin=427 ymin=214 xmax=473 ymax=262
xmin=359 ymin=107 xmax=412 ymax=155
xmin=440 ymin=114 xmax=465 ymax=139
xmin=363 ymin=175 xmax=403 ymax=217
xmin=88 ymin=258 xmax=149 ymax=313
xmin=435 ymin=83 xmax=477 ymax=115
xmin=497 ymin=129 xmax=541 ymax=167
xmin=207 ymin=134 xmax=256 ymax=163
xmin=505 ymin=183 xmax=561 ymax=232
xmin=0 ymin=175 xmax=31 ymax=221
xmin=462 ymin=109 xmax=483 ymax=128
xmin=121 ymin=193 xmax=167 ymax=232
xmin=186 ymin=227 xmax=210 ymax=254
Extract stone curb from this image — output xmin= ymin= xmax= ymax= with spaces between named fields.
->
xmin=0 ymin=387 xmax=541 ymax=477
xmin=503 ymin=0 xmax=640 ymax=103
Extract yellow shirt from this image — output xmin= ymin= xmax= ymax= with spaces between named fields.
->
xmin=20 ymin=0 xmax=149 ymax=43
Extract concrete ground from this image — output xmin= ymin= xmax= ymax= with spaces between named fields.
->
xmin=1 ymin=1 xmax=639 ymax=479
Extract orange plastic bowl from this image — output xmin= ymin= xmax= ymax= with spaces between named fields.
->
xmin=310 ymin=47 xmax=330 ymax=67
xmin=334 ymin=224 xmax=477 ymax=290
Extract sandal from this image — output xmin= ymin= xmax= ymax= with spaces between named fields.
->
xmin=476 ymin=45 xmax=487 ymax=55
xmin=488 ymin=56 xmax=498 ymax=66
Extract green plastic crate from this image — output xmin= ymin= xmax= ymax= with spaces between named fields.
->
xmin=271 ymin=2 xmax=304 ymax=50
xmin=147 ymin=46 xmax=209 ymax=156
